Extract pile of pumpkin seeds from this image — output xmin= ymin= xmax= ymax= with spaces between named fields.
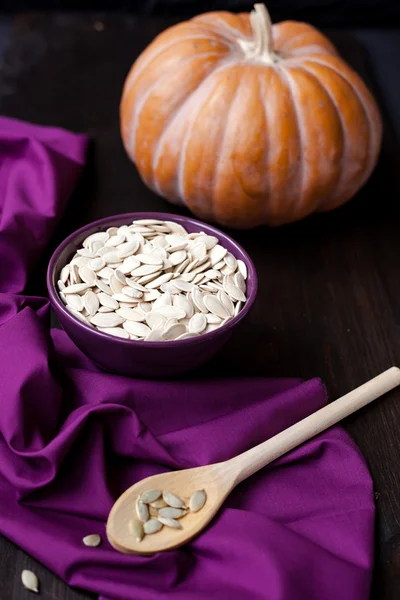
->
xmin=130 ymin=489 xmax=206 ymax=541
xmin=57 ymin=219 xmax=248 ymax=341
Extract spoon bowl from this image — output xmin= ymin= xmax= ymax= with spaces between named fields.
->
xmin=107 ymin=463 xmax=232 ymax=554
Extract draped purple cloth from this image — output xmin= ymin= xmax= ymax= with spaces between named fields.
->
xmin=0 ymin=117 xmax=375 ymax=600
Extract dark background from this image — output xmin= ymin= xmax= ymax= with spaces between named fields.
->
xmin=1 ymin=0 xmax=400 ymax=27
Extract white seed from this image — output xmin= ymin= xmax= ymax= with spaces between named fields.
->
xmin=117 ymin=240 xmax=140 ymax=258
xmin=224 ymin=252 xmax=237 ymax=270
xmin=21 ymin=570 xmax=39 ymax=593
xmin=66 ymin=305 xmax=90 ymax=324
xmin=105 ymin=233 xmax=125 ymax=247
xmin=223 ymin=275 xmax=247 ymax=302
xmin=189 ymin=489 xmax=207 ymax=512
xmin=79 ymin=265 xmax=97 ymax=285
xmin=60 ymin=265 xmax=70 ymax=283
xmin=138 ymin=302 xmax=152 ymax=314
xmin=88 ymin=257 xmax=106 ymax=271
xmin=143 ymin=289 xmax=161 ymax=302
xmin=63 ymin=282 xmax=91 ymax=294
xmin=176 ymin=332 xmax=197 ymax=340
xmin=135 ymin=253 xmax=163 ymax=265
xmin=204 ymin=235 xmax=218 ymax=250
xmin=145 ymin=328 xmax=164 ymax=341
xmin=173 ymin=294 xmax=194 ymax=318
xmin=157 ymin=517 xmax=182 ymax=529
xmin=84 ymin=291 xmax=99 ymax=315
xmin=153 ymin=292 xmax=171 ymax=308
xmin=140 ymin=489 xmax=162 ymax=503
xmin=206 ymin=313 xmax=222 ymax=324
xmin=143 ymin=519 xmax=163 ymax=534
xmin=123 ymin=321 xmax=151 ymax=337
xmin=98 ymin=292 xmax=119 ymax=309
xmin=102 ymin=251 xmax=121 ymax=263
xmin=131 ymin=264 xmax=161 ymax=276
xmin=152 ymin=305 xmax=186 ymax=319
xmin=162 ymin=322 xmax=186 ymax=340
xmin=158 ymin=507 xmax=186 ymax=519
xmin=145 ymin=272 xmax=173 ymax=289
xmin=237 ymin=259 xmax=247 ymax=279
xmin=96 ymin=279 xmax=113 ymax=295
xmin=57 ymin=279 xmax=65 ymax=291
xmin=146 ymin=312 xmax=167 ymax=330
xmin=109 ymin=274 xmax=124 ymax=294
xmin=137 ymin=270 xmax=163 ymax=285
xmin=128 ymin=518 xmax=144 ymax=542
xmin=189 ymin=313 xmax=207 ymax=334
xmin=191 ymin=288 xmax=207 ymax=313
xmin=203 ymin=294 xmax=230 ymax=319
xmin=209 ymin=244 xmax=227 ymax=265
xmin=173 ymin=279 xmax=194 ymax=292
xmin=136 ymin=499 xmax=149 ymax=522
xmin=90 ymin=313 xmax=124 ymax=327
xmin=162 ymin=491 xmax=185 ymax=508
xmin=218 ymin=290 xmax=234 ymax=316
xmin=99 ymin=327 xmax=129 ymax=339
xmin=234 ymin=271 xmax=246 ymax=293
xmin=234 ymin=300 xmax=242 ymax=316
xmin=113 ymin=292 xmax=138 ymax=303
xmin=83 ymin=231 xmax=109 ymax=247
xmin=67 ymin=293 xmax=84 ymax=312
xmin=83 ymin=534 xmax=101 ymax=547
xmin=121 ymin=286 xmax=142 ymax=299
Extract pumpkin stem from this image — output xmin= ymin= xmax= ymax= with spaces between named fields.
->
xmin=239 ymin=4 xmax=280 ymax=64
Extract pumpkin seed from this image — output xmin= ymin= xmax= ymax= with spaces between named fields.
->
xmin=143 ymin=519 xmax=162 ymax=534
xmin=128 ymin=518 xmax=144 ymax=542
xmin=162 ymin=322 xmax=186 ymax=340
xmin=158 ymin=507 xmax=186 ymax=519
xmin=21 ymin=570 xmax=39 ymax=593
xmin=149 ymin=498 xmax=168 ymax=509
xmin=98 ymin=327 xmax=129 ymax=339
xmin=189 ymin=489 xmax=207 ymax=512
xmin=189 ymin=313 xmax=207 ymax=334
xmin=83 ymin=534 xmax=102 ymax=547
xmin=223 ymin=274 xmax=246 ymax=302
xmin=123 ymin=321 xmax=151 ymax=337
xmin=84 ymin=291 xmax=99 ymax=315
xmin=140 ymin=489 xmax=162 ymax=503
xmin=67 ymin=293 xmax=84 ymax=312
xmin=63 ymin=282 xmax=91 ymax=294
xmin=162 ymin=491 xmax=185 ymax=508
xmin=136 ymin=499 xmax=149 ymax=522
xmin=157 ymin=517 xmax=182 ymax=529
xmin=203 ymin=295 xmax=230 ymax=319
xmin=90 ymin=313 xmax=124 ymax=328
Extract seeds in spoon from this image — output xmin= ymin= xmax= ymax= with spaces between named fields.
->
xmin=82 ymin=534 xmax=101 ymax=547
xmin=162 ymin=491 xmax=185 ymax=508
xmin=149 ymin=498 xmax=167 ymax=509
xmin=189 ymin=489 xmax=207 ymax=512
xmin=21 ymin=570 xmax=39 ymax=593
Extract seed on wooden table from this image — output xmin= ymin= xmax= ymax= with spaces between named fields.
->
xmin=189 ymin=313 xmax=207 ymax=334
xmin=158 ymin=507 xmax=186 ymax=519
xmin=136 ymin=499 xmax=149 ymax=522
xmin=203 ymin=295 xmax=230 ymax=319
xmin=189 ymin=489 xmax=207 ymax=512
xmin=90 ymin=313 xmax=124 ymax=328
xmin=21 ymin=570 xmax=39 ymax=593
xmin=99 ymin=327 xmax=129 ymax=339
xmin=129 ymin=518 xmax=144 ymax=542
xmin=143 ymin=519 xmax=163 ymax=534
xmin=162 ymin=491 xmax=185 ymax=508
xmin=158 ymin=517 xmax=182 ymax=529
xmin=83 ymin=534 xmax=101 ymax=547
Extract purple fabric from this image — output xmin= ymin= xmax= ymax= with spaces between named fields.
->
xmin=0 ymin=116 xmax=375 ymax=600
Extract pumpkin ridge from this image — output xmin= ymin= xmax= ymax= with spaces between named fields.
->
xmin=176 ymin=60 xmax=238 ymax=204
xmin=257 ymin=72 xmax=271 ymax=224
xmin=151 ymin=56 xmax=230 ymax=195
xmin=296 ymin=64 xmax=347 ymax=210
xmin=191 ymin=15 xmax=243 ymax=46
xmin=276 ymin=65 xmax=304 ymax=218
xmin=127 ymin=52 xmax=222 ymax=160
xmin=302 ymin=57 xmax=378 ymax=187
xmin=122 ymin=34 xmax=229 ymax=102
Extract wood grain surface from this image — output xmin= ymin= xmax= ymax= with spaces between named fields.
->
xmin=0 ymin=12 xmax=399 ymax=600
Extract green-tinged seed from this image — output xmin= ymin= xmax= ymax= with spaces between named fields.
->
xmin=158 ymin=517 xmax=182 ymax=529
xmin=140 ymin=489 xmax=161 ymax=504
xmin=162 ymin=491 xmax=185 ymax=508
xmin=189 ymin=490 xmax=207 ymax=512
xmin=158 ymin=507 xmax=186 ymax=519
xmin=128 ymin=518 xmax=144 ymax=542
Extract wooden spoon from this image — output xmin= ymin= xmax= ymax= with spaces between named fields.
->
xmin=107 ymin=367 xmax=400 ymax=555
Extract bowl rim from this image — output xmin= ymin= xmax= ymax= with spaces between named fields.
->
xmin=47 ymin=212 xmax=258 ymax=348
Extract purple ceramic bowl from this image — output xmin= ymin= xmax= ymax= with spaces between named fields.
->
xmin=47 ymin=212 xmax=257 ymax=378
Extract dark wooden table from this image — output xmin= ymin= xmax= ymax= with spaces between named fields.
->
xmin=0 ymin=12 xmax=400 ymax=600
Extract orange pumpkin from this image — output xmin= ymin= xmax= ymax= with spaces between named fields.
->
xmin=120 ymin=3 xmax=382 ymax=228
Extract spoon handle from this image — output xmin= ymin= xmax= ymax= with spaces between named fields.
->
xmin=229 ymin=367 xmax=400 ymax=484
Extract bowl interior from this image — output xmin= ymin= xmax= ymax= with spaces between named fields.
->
xmin=48 ymin=212 xmax=258 ymax=346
